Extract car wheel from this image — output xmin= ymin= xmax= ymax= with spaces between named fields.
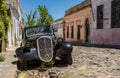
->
xmin=19 ymin=60 xmax=27 ymax=71
xmin=66 ymin=54 xmax=73 ymax=65
xmin=17 ymin=61 xmax=20 ymax=70
xmin=61 ymin=53 xmax=73 ymax=65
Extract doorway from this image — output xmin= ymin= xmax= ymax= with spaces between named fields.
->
xmin=85 ymin=18 xmax=90 ymax=43
xmin=77 ymin=25 xmax=81 ymax=40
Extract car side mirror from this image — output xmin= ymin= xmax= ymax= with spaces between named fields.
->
xmin=57 ymin=37 xmax=64 ymax=44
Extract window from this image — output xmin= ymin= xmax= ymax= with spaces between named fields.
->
xmin=71 ymin=26 xmax=74 ymax=38
xmin=111 ymin=0 xmax=120 ymax=28
xmin=67 ymin=26 xmax=69 ymax=38
xmin=97 ymin=5 xmax=103 ymax=29
xmin=77 ymin=25 xmax=81 ymax=39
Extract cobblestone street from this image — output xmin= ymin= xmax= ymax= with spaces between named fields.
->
xmin=0 ymin=53 xmax=17 ymax=78
xmin=25 ymin=46 xmax=120 ymax=78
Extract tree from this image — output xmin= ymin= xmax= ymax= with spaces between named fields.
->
xmin=25 ymin=10 xmax=37 ymax=27
xmin=0 ymin=0 xmax=11 ymax=51
xmin=37 ymin=5 xmax=53 ymax=26
xmin=25 ymin=5 xmax=53 ymax=27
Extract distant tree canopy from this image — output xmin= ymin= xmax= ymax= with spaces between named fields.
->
xmin=25 ymin=5 xmax=53 ymax=27
xmin=37 ymin=5 xmax=53 ymax=26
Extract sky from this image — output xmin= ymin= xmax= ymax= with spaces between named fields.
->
xmin=20 ymin=0 xmax=84 ymax=21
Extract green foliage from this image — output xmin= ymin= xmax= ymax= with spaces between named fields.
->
xmin=0 ymin=0 xmax=11 ymax=43
xmin=40 ymin=60 xmax=55 ymax=69
xmin=0 ymin=54 xmax=5 ymax=62
xmin=25 ymin=10 xmax=37 ymax=27
xmin=37 ymin=5 xmax=53 ymax=26
xmin=25 ymin=5 xmax=53 ymax=27
xmin=0 ymin=18 xmax=4 ymax=35
xmin=4 ymin=36 xmax=9 ymax=44
xmin=18 ymin=71 xmax=27 ymax=78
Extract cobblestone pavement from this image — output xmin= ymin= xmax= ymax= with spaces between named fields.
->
xmin=25 ymin=46 xmax=120 ymax=78
xmin=0 ymin=48 xmax=17 ymax=78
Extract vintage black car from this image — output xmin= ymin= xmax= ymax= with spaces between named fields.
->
xmin=15 ymin=26 xmax=73 ymax=70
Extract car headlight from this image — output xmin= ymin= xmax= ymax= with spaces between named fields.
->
xmin=57 ymin=37 xmax=64 ymax=43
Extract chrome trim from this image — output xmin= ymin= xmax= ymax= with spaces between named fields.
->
xmin=36 ymin=36 xmax=53 ymax=62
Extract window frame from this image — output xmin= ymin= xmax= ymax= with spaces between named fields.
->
xmin=97 ymin=4 xmax=104 ymax=29
xmin=111 ymin=0 xmax=120 ymax=28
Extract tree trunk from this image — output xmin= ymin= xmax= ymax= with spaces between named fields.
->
xmin=2 ymin=24 xmax=6 ymax=52
xmin=2 ymin=39 xmax=6 ymax=52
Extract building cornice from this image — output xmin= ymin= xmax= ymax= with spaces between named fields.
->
xmin=65 ymin=0 xmax=91 ymax=16
xmin=53 ymin=18 xmax=64 ymax=22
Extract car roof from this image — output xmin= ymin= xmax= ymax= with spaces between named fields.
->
xmin=24 ymin=26 xmax=52 ymax=29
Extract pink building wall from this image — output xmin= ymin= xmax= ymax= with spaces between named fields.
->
xmin=91 ymin=0 xmax=120 ymax=45
xmin=91 ymin=28 xmax=120 ymax=45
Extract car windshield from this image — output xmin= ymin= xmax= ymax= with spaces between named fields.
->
xmin=25 ymin=26 xmax=53 ymax=37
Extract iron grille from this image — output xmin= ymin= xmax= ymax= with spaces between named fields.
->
xmin=36 ymin=36 xmax=53 ymax=62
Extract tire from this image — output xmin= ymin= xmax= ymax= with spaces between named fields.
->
xmin=61 ymin=53 xmax=73 ymax=65
xmin=17 ymin=61 xmax=20 ymax=70
xmin=66 ymin=54 xmax=73 ymax=65
xmin=18 ymin=60 xmax=27 ymax=71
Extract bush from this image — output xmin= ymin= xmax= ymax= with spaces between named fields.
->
xmin=40 ymin=60 xmax=55 ymax=69
xmin=0 ymin=54 xmax=5 ymax=62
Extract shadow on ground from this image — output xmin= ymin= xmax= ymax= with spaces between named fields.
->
xmin=11 ymin=59 xmax=69 ymax=71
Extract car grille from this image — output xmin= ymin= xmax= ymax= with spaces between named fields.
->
xmin=36 ymin=36 xmax=53 ymax=62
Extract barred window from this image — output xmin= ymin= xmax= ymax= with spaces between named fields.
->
xmin=111 ymin=0 xmax=120 ymax=28
xmin=97 ymin=5 xmax=103 ymax=29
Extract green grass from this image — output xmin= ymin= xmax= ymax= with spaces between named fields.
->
xmin=0 ymin=54 xmax=5 ymax=62
xmin=18 ymin=71 xmax=27 ymax=78
xmin=39 ymin=60 xmax=55 ymax=69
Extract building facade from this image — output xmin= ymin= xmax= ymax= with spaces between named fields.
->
xmin=53 ymin=18 xmax=64 ymax=38
xmin=91 ymin=0 xmax=120 ymax=45
xmin=64 ymin=0 xmax=91 ymax=44
xmin=6 ymin=0 xmax=23 ymax=47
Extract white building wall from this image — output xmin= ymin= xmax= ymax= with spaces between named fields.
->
xmin=7 ymin=14 xmax=20 ymax=47
xmin=91 ymin=0 xmax=112 ymax=29
xmin=6 ymin=0 xmax=22 ymax=47
xmin=53 ymin=18 xmax=64 ymax=38
xmin=7 ymin=25 xmax=12 ymax=47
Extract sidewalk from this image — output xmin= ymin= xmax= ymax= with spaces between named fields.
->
xmin=0 ymin=46 xmax=19 ymax=78
xmin=6 ymin=45 xmax=20 ymax=53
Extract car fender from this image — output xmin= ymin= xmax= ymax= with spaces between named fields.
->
xmin=55 ymin=41 xmax=73 ymax=56
xmin=62 ymin=41 xmax=73 ymax=53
